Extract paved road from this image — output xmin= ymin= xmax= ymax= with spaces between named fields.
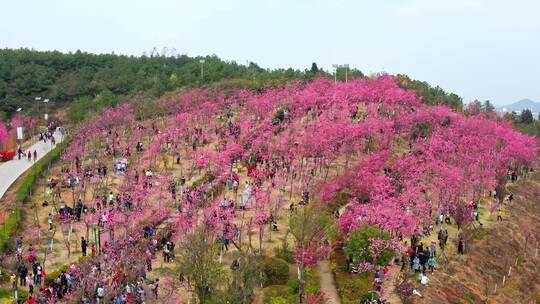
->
xmin=0 ymin=129 xmax=64 ymax=200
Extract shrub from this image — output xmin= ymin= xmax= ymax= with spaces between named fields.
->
xmin=304 ymin=267 xmax=321 ymax=295
xmin=0 ymin=288 xmax=29 ymax=300
xmin=17 ymin=289 xmax=29 ymax=300
xmin=274 ymin=243 xmax=294 ymax=264
xmin=346 ymin=225 xmax=394 ymax=265
xmin=269 ymin=297 xmax=289 ymax=304
xmin=376 ymin=249 xmax=395 ymax=265
xmin=0 ymin=288 xmax=12 ymax=299
xmin=44 ymin=264 xmax=68 ymax=285
xmin=0 ymin=208 xmax=23 ymax=254
xmin=263 ymin=285 xmax=296 ymax=304
xmin=262 ymin=257 xmax=290 ymax=286
xmin=286 ymin=278 xmax=300 ymax=294
xmin=334 ymin=271 xmax=373 ymax=303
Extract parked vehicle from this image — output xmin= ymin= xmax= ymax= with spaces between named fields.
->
xmin=0 ymin=150 xmax=16 ymax=161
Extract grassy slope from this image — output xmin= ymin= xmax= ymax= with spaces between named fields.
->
xmin=415 ymin=169 xmax=540 ymax=304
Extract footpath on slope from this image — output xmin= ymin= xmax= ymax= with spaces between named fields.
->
xmin=0 ymin=129 xmax=64 ymax=200
xmin=382 ymin=265 xmax=403 ymax=304
xmin=318 ymin=260 xmax=341 ymax=304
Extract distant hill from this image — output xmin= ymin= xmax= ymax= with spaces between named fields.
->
xmin=498 ymin=99 xmax=540 ymax=113
xmin=0 ymin=49 xmax=463 ymax=121
xmin=0 ymin=48 xmax=362 ymax=118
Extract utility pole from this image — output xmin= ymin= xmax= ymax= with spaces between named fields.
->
xmin=44 ymin=99 xmax=49 ymax=122
xmin=332 ymin=64 xmax=350 ymax=84
xmin=35 ymin=96 xmax=41 ymax=116
xmin=199 ymin=59 xmax=205 ymax=82
xmin=332 ymin=64 xmax=338 ymax=85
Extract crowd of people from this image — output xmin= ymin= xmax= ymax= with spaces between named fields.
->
xmin=3 ymin=104 xmax=531 ymax=304
xmin=16 ymin=122 xmax=60 ymax=162
xmin=10 ymin=237 xmax=53 ymax=303
xmin=11 ymin=207 xmax=174 ymax=303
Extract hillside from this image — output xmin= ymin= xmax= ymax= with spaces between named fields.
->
xmin=0 ymin=49 xmax=463 ymax=122
xmin=0 ymin=75 xmax=536 ymax=304
xmin=415 ymin=169 xmax=540 ymax=303
xmin=0 ymin=48 xmax=354 ymax=118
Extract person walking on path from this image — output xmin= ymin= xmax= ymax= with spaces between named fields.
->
xmin=428 ymin=256 xmax=436 ymax=273
xmin=26 ymin=275 xmax=34 ymax=295
xmin=420 ymin=271 xmax=429 ymax=286
xmin=150 ymin=279 xmax=159 ymax=298
xmin=163 ymin=243 xmax=170 ymax=263
xmin=27 ymin=151 xmax=32 ymax=162
xmin=81 ymin=237 xmax=88 ymax=256
xmin=96 ymin=285 xmax=105 ymax=304
xmin=429 ymin=241 xmax=436 ymax=257
xmin=497 ymin=209 xmax=503 ymax=221
xmin=10 ymin=273 xmax=17 ymax=292
xmin=18 ymin=264 xmax=28 ymax=286
xmin=33 ymin=150 xmax=37 ymax=162
xmin=412 ymin=256 xmax=421 ymax=273
xmin=47 ymin=214 xmax=53 ymax=231
xmin=33 ymin=263 xmax=42 ymax=285
xmin=457 ymin=237 xmax=465 ymax=255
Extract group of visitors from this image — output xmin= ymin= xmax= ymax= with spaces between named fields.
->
xmin=38 ymin=126 xmax=56 ymax=145
xmin=77 ymin=233 xmax=168 ymax=303
xmin=17 ymin=148 xmax=37 ymax=162
xmin=14 ymin=123 xmax=58 ymax=161
xmin=10 ymin=237 xmax=60 ymax=303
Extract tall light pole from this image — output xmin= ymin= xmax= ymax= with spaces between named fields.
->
xmin=16 ymin=108 xmax=23 ymax=151
xmin=199 ymin=59 xmax=205 ymax=82
xmin=35 ymin=96 xmax=41 ymax=115
xmin=343 ymin=64 xmax=349 ymax=83
xmin=332 ymin=64 xmax=338 ymax=85
xmin=43 ymin=99 xmax=49 ymax=122
xmin=332 ymin=64 xmax=350 ymax=84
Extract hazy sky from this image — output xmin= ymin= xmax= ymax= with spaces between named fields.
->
xmin=1 ymin=0 xmax=539 ymax=105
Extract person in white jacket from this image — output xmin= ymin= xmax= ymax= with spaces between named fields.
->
xmin=96 ymin=286 xmax=105 ymax=303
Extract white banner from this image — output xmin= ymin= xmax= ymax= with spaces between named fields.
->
xmin=16 ymin=127 xmax=23 ymax=140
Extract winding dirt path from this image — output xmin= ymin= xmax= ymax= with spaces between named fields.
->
xmin=382 ymin=265 xmax=403 ymax=304
xmin=318 ymin=260 xmax=340 ymax=304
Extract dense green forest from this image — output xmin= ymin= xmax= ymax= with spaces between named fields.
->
xmin=398 ymin=74 xmax=463 ymax=110
xmin=0 ymin=48 xmax=462 ymax=122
